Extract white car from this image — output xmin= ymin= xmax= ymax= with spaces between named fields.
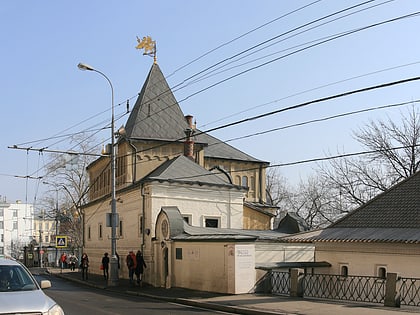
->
xmin=0 ymin=257 xmax=64 ymax=314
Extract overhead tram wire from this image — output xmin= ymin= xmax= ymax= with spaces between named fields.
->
xmin=127 ymin=6 xmax=416 ymax=132
xmin=186 ymin=0 xmax=395 ymax=87
xmin=133 ymin=0 xmax=383 ymax=122
xmin=166 ymin=0 xmax=324 ymax=80
xmin=176 ymin=11 xmax=420 ymax=106
xmin=201 ymin=60 xmax=420 ymax=128
xmin=221 ymin=99 xmax=420 ymax=143
xmin=182 ymin=0 xmax=391 ymax=87
xmin=33 ymin=97 xmax=420 ymax=204
xmin=14 ymin=3 xmax=410 ymax=181
xmin=103 ymin=97 xmax=420 ymax=176
xmin=93 ymin=0 xmax=381 ymax=139
xmin=17 ymin=0 xmax=386 ymax=154
xmin=169 ymin=0 xmax=378 ymax=91
xmin=120 ymin=75 xmax=420 ymax=167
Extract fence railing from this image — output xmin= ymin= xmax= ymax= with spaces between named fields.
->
xmin=271 ymin=271 xmax=289 ymax=295
xmin=399 ymin=277 xmax=420 ymax=306
xmin=303 ymin=274 xmax=385 ymax=303
xmin=267 ymin=269 xmax=420 ymax=308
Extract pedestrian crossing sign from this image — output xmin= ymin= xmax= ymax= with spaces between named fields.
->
xmin=56 ymin=236 xmax=68 ymax=248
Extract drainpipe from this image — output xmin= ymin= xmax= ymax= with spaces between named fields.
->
xmin=259 ymin=164 xmax=264 ymax=203
xmin=141 ymin=184 xmax=146 ymax=253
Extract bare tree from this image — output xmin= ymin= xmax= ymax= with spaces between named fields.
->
xmin=266 ymin=167 xmax=292 ymax=210
xmin=320 ymin=105 xmax=420 ymax=209
xmin=42 ymin=134 xmax=98 ymax=252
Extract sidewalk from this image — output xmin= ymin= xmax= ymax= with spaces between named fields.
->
xmin=39 ymin=268 xmax=419 ymax=315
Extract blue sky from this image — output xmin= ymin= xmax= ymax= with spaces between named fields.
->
xmin=1 ymin=0 xmax=420 ymax=203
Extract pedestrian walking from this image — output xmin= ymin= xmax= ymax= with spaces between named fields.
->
xmin=60 ymin=253 xmax=67 ymax=269
xmin=68 ymin=254 xmax=78 ymax=271
xmin=135 ymin=250 xmax=147 ymax=286
xmin=101 ymin=253 xmax=109 ymax=280
xmin=126 ymin=251 xmax=136 ymax=285
xmin=80 ymin=253 xmax=89 ymax=280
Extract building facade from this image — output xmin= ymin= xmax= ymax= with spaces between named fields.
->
xmin=81 ymin=61 xmax=287 ymax=291
xmin=0 ymin=197 xmax=34 ymax=259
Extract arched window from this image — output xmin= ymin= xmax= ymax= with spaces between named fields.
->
xmin=341 ymin=265 xmax=348 ymax=277
xmin=242 ymin=176 xmax=248 ymax=187
xmin=235 ymin=175 xmax=241 ymax=186
xmin=378 ymin=267 xmax=387 ymax=279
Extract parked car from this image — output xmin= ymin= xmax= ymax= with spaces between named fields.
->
xmin=0 ymin=257 xmax=64 ymax=314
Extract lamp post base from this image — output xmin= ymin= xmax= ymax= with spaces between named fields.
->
xmin=109 ymin=255 xmax=119 ymax=286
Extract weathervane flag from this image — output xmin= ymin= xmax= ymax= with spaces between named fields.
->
xmin=136 ymin=36 xmax=157 ymax=63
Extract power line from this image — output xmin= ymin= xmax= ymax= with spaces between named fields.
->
xmin=13 ymin=1 xmax=398 ymax=156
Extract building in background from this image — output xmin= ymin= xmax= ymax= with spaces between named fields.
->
xmin=0 ymin=197 xmax=34 ymax=259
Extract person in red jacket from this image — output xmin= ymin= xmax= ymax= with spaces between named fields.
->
xmin=126 ymin=251 xmax=137 ymax=285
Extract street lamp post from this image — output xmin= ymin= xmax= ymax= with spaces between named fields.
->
xmin=77 ymin=62 xmax=119 ymax=286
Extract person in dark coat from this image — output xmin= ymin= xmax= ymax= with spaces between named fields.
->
xmin=101 ymin=253 xmax=109 ymax=280
xmin=80 ymin=253 xmax=89 ymax=280
xmin=135 ymin=250 xmax=147 ymax=286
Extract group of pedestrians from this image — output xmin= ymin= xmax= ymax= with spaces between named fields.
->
xmin=75 ymin=250 xmax=146 ymax=285
xmin=60 ymin=252 xmax=78 ymax=270
xmin=126 ymin=250 xmax=147 ymax=286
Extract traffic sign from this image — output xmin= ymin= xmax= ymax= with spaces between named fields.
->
xmin=56 ymin=236 xmax=68 ymax=248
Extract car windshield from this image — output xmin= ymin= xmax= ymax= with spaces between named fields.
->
xmin=0 ymin=265 xmax=38 ymax=292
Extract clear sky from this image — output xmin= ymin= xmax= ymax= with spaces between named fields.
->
xmin=1 ymin=0 xmax=420 ymax=204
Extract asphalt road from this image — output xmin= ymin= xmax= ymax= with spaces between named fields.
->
xmin=34 ymin=275 xmax=233 ymax=315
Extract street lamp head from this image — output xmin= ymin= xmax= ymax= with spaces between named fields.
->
xmin=77 ymin=62 xmax=94 ymax=71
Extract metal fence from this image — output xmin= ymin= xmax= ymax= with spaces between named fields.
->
xmin=271 ymin=271 xmax=290 ymax=295
xmin=302 ymin=274 xmax=385 ymax=303
xmin=399 ymin=277 xmax=420 ymax=306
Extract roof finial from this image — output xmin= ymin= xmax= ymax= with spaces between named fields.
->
xmin=136 ymin=36 xmax=157 ymax=64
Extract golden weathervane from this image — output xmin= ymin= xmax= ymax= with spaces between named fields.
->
xmin=136 ymin=36 xmax=157 ymax=63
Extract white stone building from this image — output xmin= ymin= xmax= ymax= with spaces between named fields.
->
xmin=0 ymin=197 xmax=34 ymax=258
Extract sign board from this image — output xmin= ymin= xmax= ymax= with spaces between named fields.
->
xmin=106 ymin=213 xmax=119 ymax=227
xmin=56 ymin=236 xmax=68 ymax=248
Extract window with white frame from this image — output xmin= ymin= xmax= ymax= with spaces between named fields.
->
xmin=340 ymin=264 xmax=349 ymax=277
xmin=183 ymin=214 xmax=192 ymax=225
xmin=377 ymin=266 xmax=387 ymax=279
xmin=204 ymin=217 xmax=220 ymax=228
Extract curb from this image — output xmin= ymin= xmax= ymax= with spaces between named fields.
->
xmin=53 ymin=272 xmax=283 ymax=315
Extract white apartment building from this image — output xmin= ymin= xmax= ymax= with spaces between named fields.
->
xmin=0 ymin=196 xmax=34 ymax=258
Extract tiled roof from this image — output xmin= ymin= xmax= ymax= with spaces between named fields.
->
xmin=281 ymin=171 xmax=420 ymax=244
xmin=196 ymin=131 xmax=267 ymax=163
xmin=159 ymin=205 xmax=286 ymax=241
xmin=125 ymin=63 xmax=189 ymax=142
xmin=124 ymin=63 xmax=266 ymax=163
xmin=177 ymin=222 xmax=288 ymax=241
xmin=144 ymin=155 xmax=242 ymax=188
xmin=331 ymin=171 xmax=420 ymax=229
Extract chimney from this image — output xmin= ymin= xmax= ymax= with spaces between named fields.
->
xmin=184 ymin=115 xmax=195 ymax=159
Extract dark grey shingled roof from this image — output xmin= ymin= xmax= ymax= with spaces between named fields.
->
xmin=160 ymin=206 xmax=185 ymax=238
xmin=144 ymin=155 xmax=242 ymax=188
xmin=124 ymin=63 xmax=266 ymax=163
xmin=158 ymin=205 xmax=287 ymax=241
xmin=331 ymin=171 xmax=420 ymax=229
xmin=195 ymin=131 xmax=266 ymax=163
xmin=281 ymin=171 xmax=420 ymax=244
xmin=125 ymin=63 xmax=189 ymax=142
